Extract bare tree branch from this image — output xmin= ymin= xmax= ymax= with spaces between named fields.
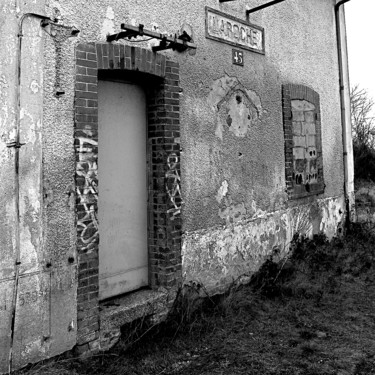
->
xmin=350 ymin=85 xmax=375 ymax=148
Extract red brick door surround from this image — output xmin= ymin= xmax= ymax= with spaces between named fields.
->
xmin=74 ymin=42 xmax=182 ymax=349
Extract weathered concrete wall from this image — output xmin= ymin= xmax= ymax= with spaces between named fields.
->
xmin=0 ymin=0 xmax=348 ymax=370
xmin=0 ymin=3 xmax=19 ymax=369
xmin=177 ymin=0 xmax=345 ymax=292
xmin=0 ymin=1 xmax=76 ymax=372
xmin=183 ymin=196 xmax=345 ymax=294
xmin=180 ymin=0 xmax=343 ymax=231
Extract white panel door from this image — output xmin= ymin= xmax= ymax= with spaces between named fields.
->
xmin=98 ymin=80 xmax=148 ymax=300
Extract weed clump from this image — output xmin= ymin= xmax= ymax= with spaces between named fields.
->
xmin=249 ymin=257 xmax=294 ymax=297
xmin=354 ymin=142 xmax=375 ymax=182
xmin=249 ymin=224 xmax=375 ymax=300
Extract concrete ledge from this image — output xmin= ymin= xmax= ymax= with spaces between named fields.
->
xmin=99 ymin=288 xmax=176 ymax=351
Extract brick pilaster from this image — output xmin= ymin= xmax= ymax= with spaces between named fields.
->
xmin=75 ymin=43 xmax=100 ymax=351
xmin=148 ymin=60 xmax=182 ymax=289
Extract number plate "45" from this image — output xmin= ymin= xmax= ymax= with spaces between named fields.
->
xmin=232 ymin=49 xmax=244 ymax=66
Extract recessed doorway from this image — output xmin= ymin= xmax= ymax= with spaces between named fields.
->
xmin=98 ymin=80 xmax=148 ymax=300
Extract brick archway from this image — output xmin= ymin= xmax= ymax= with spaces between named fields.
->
xmin=74 ymin=42 xmax=182 ymax=350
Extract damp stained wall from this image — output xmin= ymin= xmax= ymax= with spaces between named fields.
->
xmin=178 ymin=0 xmax=345 ymax=292
xmin=0 ymin=0 xmax=348 ymax=370
xmin=0 ymin=1 xmax=77 ymax=372
xmin=178 ymin=0 xmax=346 ymax=292
xmin=0 ymin=2 xmax=20 ymax=370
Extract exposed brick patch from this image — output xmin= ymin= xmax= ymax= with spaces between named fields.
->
xmin=282 ymin=84 xmax=324 ymax=199
xmin=75 ymin=43 xmax=181 ymax=349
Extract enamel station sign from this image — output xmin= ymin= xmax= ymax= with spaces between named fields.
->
xmin=205 ymin=7 xmax=265 ymax=55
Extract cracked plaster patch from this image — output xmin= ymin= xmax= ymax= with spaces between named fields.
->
xmin=208 ymin=74 xmax=262 ymax=140
xmin=216 ymin=180 xmax=228 ymax=203
xmin=219 ymin=197 xmax=247 ymax=223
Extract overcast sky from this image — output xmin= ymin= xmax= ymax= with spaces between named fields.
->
xmin=345 ymin=0 xmax=375 ymax=103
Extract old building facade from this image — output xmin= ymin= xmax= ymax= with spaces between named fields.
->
xmin=0 ymin=0 xmax=353 ymax=371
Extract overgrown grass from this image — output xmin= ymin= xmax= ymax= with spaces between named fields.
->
xmin=354 ymin=142 xmax=375 ymax=182
xmin=18 ymin=223 xmax=375 ymax=375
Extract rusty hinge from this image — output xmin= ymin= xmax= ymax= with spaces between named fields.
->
xmin=6 ymin=141 xmax=25 ymax=149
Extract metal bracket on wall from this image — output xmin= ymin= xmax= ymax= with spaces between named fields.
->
xmin=6 ymin=141 xmax=25 ymax=149
xmin=246 ymin=0 xmax=287 ymax=17
xmin=107 ymin=23 xmax=197 ymax=53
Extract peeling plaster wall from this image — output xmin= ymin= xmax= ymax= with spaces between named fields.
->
xmin=180 ymin=0 xmax=344 ymax=231
xmin=0 ymin=4 xmax=19 ymax=370
xmin=0 ymin=1 xmax=76 ymax=372
xmin=176 ymin=0 xmax=345 ymax=292
xmin=183 ymin=195 xmax=345 ymax=294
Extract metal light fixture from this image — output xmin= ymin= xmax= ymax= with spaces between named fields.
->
xmin=107 ymin=23 xmax=197 ymax=53
xmin=246 ymin=0 xmax=287 ymax=16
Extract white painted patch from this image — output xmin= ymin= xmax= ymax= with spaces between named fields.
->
xmin=106 ymin=6 xmax=115 ymax=20
xmin=7 ymin=127 xmax=17 ymax=142
xmin=319 ymin=196 xmax=345 ymax=238
xmin=0 ymin=75 xmax=8 ymax=88
xmin=250 ymin=200 xmax=267 ymax=217
xmin=30 ymin=80 xmax=40 ymax=94
xmin=27 ymin=186 xmax=41 ymax=215
xmin=215 ymin=120 xmax=223 ymax=140
xmin=227 ymin=94 xmax=253 ymax=137
xmin=22 ymin=339 xmax=41 ymax=356
xmin=101 ymin=7 xmax=115 ymax=39
xmin=216 ymin=180 xmax=228 ymax=203
xmin=4 ymin=39 xmax=16 ymax=66
xmin=19 ymin=108 xmax=39 ymax=146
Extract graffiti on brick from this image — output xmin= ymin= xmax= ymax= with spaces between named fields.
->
xmin=165 ymin=152 xmax=181 ymax=219
xmin=76 ymin=137 xmax=98 ymax=252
